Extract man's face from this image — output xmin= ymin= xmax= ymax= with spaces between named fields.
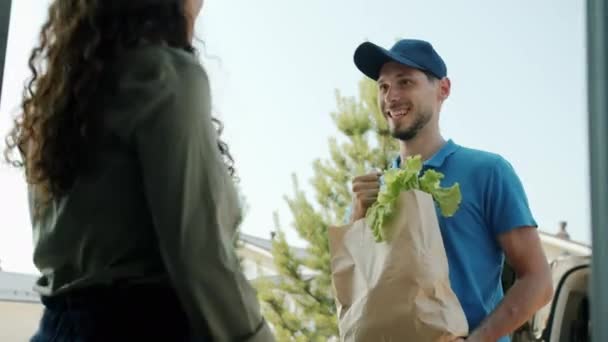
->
xmin=377 ymin=62 xmax=449 ymax=141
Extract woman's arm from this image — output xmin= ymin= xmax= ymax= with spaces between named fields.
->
xmin=128 ymin=48 xmax=273 ymax=341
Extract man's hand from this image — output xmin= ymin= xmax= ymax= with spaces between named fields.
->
xmin=450 ymin=337 xmax=471 ymax=342
xmin=463 ymin=331 xmax=484 ymax=341
xmin=350 ymin=172 xmax=382 ymax=222
xmin=450 ymin=332 xmax=482 ymax=342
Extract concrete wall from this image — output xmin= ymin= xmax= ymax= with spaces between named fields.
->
xmin=0 ymin=301 xmax=43 ymax=342
xmin=543 ymin=244 xmax=571 ymax=262
xmin=538 ymin=232 xmax=591 ymax=263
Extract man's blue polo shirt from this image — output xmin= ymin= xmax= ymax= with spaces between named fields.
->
xmin=348 ymin=139 xmax=537 ymax=341
xmin=397 ymin=139 xmax=536 ymax=341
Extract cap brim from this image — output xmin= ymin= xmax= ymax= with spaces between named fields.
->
xmin=354 ymin=42 xmax=426 ymax=80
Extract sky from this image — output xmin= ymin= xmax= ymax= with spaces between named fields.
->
xmin=0 ymin=0 xmax=590 ymax=274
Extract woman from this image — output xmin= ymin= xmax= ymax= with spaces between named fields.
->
xmin=4 ymin=0 xmax=273 ymax=341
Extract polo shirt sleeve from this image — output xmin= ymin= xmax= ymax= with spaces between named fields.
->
xmin=484 ymin=156 xmax=538 ymax=236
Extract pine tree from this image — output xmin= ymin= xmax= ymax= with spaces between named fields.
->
xmin=254 ymin=78 xmax=399 ymax=341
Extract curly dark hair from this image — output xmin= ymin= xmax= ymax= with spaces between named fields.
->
xmin=3 ymin=0 xmax=236 ymax=206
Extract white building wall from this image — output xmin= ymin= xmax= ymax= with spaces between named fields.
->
xmin=0 ymin=301 xmax=43 ymax=342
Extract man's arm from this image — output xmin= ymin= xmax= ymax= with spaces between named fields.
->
xmin=468 ymin=227 xmax=553 ymax=341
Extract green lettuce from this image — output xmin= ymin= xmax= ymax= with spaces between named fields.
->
xmin=365 ymin=155 xmax=462 ymax=242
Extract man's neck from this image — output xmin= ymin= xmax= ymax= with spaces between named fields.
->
xmin=399 ymin=131 xmax=446 ymax=162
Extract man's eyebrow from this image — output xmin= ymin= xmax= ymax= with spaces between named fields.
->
xmin=378 ymin=72 xmax=411 ymax=84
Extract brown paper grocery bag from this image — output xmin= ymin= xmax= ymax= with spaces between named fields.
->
xmin=328 ymin=190 xmax=469 ymax=342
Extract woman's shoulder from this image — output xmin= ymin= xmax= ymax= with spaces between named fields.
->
xmin=103 ymin=44 xmax=210 ymax=141
xmin=116 ymin=44 xmax=206 ymax=85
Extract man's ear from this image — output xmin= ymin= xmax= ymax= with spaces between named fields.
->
xmin=439 ymin=77 xmax=451 ymax=101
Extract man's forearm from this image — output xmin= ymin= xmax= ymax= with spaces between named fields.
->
xmin=470 ymin=275 xmax=553 ymax=341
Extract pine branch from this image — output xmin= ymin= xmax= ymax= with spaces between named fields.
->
xmin=253 ymin=77 xmax=395 ymax=340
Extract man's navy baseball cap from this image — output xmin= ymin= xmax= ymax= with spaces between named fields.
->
xmin=354 ymin=39 xmax=447 ymax=80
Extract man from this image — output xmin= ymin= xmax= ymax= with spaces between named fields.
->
xmin=349 ymin=39 xmax=553 ymax=342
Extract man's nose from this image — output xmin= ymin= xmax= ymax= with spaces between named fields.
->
xmin=385 ymin=87 xmax=400 ymax=103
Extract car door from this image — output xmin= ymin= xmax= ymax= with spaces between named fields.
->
xmin=538 ymin=255 xmax=591 ymax=342
xmin=506 ymin=255 xmax=591 ymax=342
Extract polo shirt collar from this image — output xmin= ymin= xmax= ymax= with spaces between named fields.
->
xmin=392 ymin=139 xmax=460 ymax=169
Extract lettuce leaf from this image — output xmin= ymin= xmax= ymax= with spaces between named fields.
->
xmin=365 ymin=155 xmax=462 ymax=242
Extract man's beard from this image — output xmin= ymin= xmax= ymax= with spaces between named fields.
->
xmin=390 ymin=110 xmax=432 ymax=141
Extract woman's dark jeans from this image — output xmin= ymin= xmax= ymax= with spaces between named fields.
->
xmin=30 ymin=283 xmax=202 ymax=342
